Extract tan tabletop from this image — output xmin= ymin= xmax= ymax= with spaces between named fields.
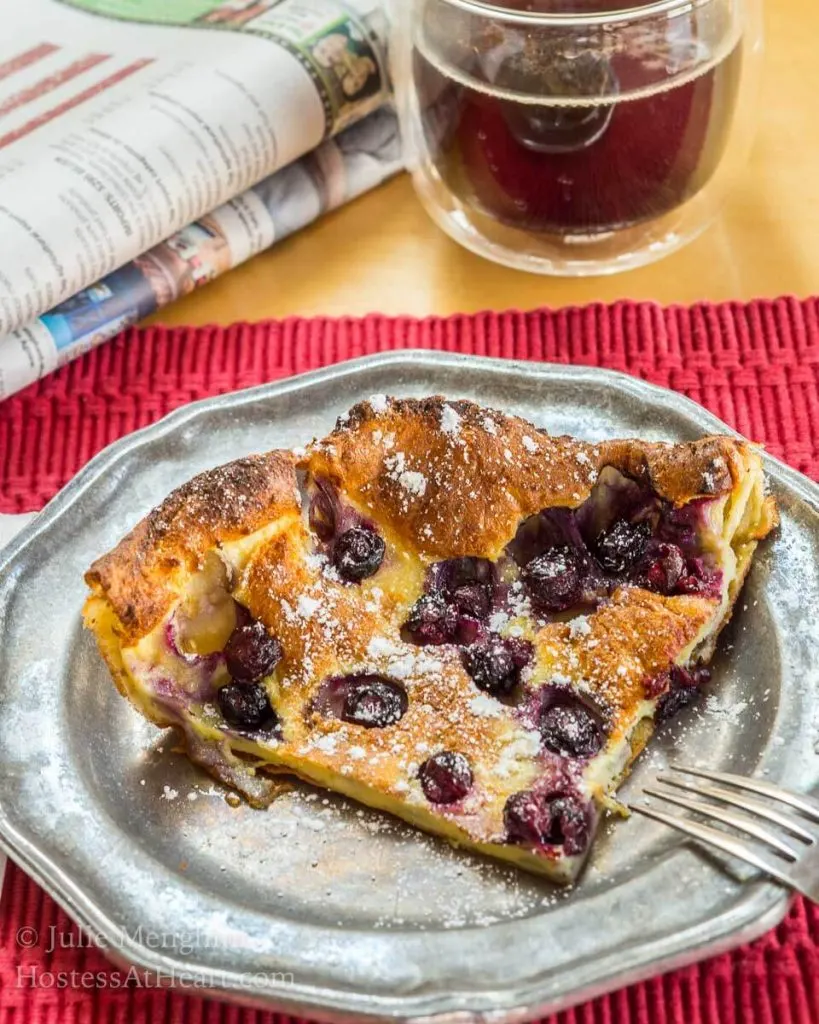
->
xmin=150 ymin=2 xmax=814 ymax=327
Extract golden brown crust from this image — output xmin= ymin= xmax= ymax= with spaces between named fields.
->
xmin=535 ymin=589 xmax=715 ymax=733
xmin=750 ymin=496 xmax=780 ymax=539
xmin=304 ymin=397 xmax=754 ymax=560
xmin=81 ymin=395 xmax=778 ymax=882
xmin=84 ymin=451 xmax=299 ymax=645
xmin=598 ymin=436 xmax=741 ymax=506
xmin=82 ymin=595 xmax=178 ymax=727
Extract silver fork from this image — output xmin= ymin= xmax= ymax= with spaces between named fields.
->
xmin=630 ymin=765 xmax=819 ymax=903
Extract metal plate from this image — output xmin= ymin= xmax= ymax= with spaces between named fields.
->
xmin=0 ymin=351 xmax=817 ymax=1022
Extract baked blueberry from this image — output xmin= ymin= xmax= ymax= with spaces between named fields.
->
xmin=540 ymin=700 xmax=602 ymax=758
xmin=404 ymin=558 xmax=499 ymax=646
xmin=675 ymin=557 xmax=723 ymax=598
xmin=333 ymin=527 xmax=386 ymax=582
xmin=451 ymin=582 xmax=492 ymax=619
xmin=656 ymin=665 xmax=712 ymax=722
xmin=402 ymin=592 xmax=459 ymax=646
xmin=218 ymin=681 xmax=278 ymax=731
xmin=504 ymin=789 xmax=590 ymax=855
xmin=595 ymin=519 xmax=651 ymax=574
xmin=224 ymin=619 xmax=282 ymax=683
xmin=462 ymin=642 xmax=516 ymax=695
xmin=418 ymin=751 xmax=473 ymax=804
xmin=641 ymin=542 xmax=686 ymax=594
xmin=341 ymin=676 xmax=408 ymax=728
xmin=545 ymin=795 xmax=591 ymax=855
xmin=462 ymin=636 xmax=532 ymax=696
xmin=522 ymin=546 xmax=583 ymax=613
xmin=429 ymin=557 xmax=496 ymax=618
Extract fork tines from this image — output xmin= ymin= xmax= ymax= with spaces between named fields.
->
xmin=629 ymin=765 xmax=819 ymax=901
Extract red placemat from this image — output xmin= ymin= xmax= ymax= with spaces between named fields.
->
xmin=1 ymin=298 xmax=818 ymax=1024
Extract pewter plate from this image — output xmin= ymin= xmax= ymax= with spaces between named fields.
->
xmin=0 ymin=351 xmax=817 ymax=1022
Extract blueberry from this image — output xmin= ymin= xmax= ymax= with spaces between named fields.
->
xmin=641 ymin=543 xmax=686 ymax=594
xmin=656 ymin=685 xmax=699 ymax=722
xmin=504 ymin=790 xmax=590 ymax=855
xmin=429 ymin=558 xmax=496 ymax=619
xmin=504 ymin=637 xmax=536 ymax=669
xmin=595 ymin=519 xmax=651 ymax=574
xmin=656 ymin=665 xmax=712 ymax=722
xmin=462 ymin=642 xmax=515 ymax=695
xmin=643 ymin=669 xmax=672 ymax=700
xmin=224 ymin=619 xmax=282 ymax=683
xmin=418 ymin=751 xmax=473 ymax=804
xmin=454 ymin=616 xmax=487 ymax=646
xmin=402 ymin=593 xmax=458 ymax=646
xmin=540 ymin=701 xmax=602 ymax=758
xmin=462 ymin=636 xmax=532 ymax=696
xmin=546 ymin=796 xmax=591 ymax=855
xmin=676 ymin=557 xmax=723 ymax=598
xmin=452 ymin=583 xmax=492 ymax=619
xmin=431 ymin=557 xmax=496 ymax=594
xmin=218 ymin=682 xmax=278 ymax=731
xmin=504 ymin=791 xmax=550 ymax=846
xmin=341 ymin=677 xmax=408 ymax=728
xmin=332 ymin=527 xmax=386 ymax=583
xmin=522 ymin=546 xmax=583 ymax=613
xmin=404 ymin=558 xmax=499 ymax=646
xmin=683 ymin=666 xmax=712 ymax=687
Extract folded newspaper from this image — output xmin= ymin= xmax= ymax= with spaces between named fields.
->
xmin=0 ymin=0 xmax=402 ymax=401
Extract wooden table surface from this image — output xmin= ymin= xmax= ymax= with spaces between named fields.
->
xmin=150 ymin=1 xmax=815 ymax=328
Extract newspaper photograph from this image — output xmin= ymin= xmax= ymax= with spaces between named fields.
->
xmin=0 ymin=0 xmax=393 ymax=364
xmin=1 ymin=108 xmax=401 ymax=399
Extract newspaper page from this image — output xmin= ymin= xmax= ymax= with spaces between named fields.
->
xmin=0 ymin=107 xmax=401 ymax=399
xmin=0 ymin=0 xmax=390 ymax=340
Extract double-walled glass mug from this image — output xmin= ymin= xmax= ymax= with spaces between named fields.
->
xmin=392 ymin=0 xmax=763 ymax=276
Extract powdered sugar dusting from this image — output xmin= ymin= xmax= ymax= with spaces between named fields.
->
xmin=440 ymin=405 xmax=461 ymax=436
xmin=369 ymin=394 xmax=388 ymax=413
xmin=385 ymin=452 xmax=427 ymax=497
xmin=296 ymin=596 xmax=321 ymax=619
xmin=495 ymin=730 xmax=542 ymax=778
xmin=365 ymin=639 xmax=444 ymax=682
xmin=488 ymin=610 xmax=511 ymax=632
xmin=305 ymin=552 xmax=327 ymax=573
xmin=250 ymin=789 xmax=567 ymax=930
xmin=312 ymin=733 xmax=338 ymax=754
xmin=704 ymin=693 xmax=749 ymax=725
xmin=568 ymin=616 xmax=593 ymax=638
xmin=367 ymin=636 xmax=402 ymax=658
xmin=399 ymin=471 xmax=427 ymax=496
xmin=469 ymin=694 xmax=503 ymax=718
xmin=383 ymin=654 xmax=418 ymax=680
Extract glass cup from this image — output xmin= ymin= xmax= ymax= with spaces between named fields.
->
xmin=391 ymin=0 xmax=763 ymax=276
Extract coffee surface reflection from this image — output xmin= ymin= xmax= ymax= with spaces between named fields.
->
xmin=414 ymin=32 xmax=742 ymax=236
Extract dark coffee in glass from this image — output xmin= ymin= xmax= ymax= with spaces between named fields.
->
xmin=396 ymin=0 xmax=757 ymax=274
